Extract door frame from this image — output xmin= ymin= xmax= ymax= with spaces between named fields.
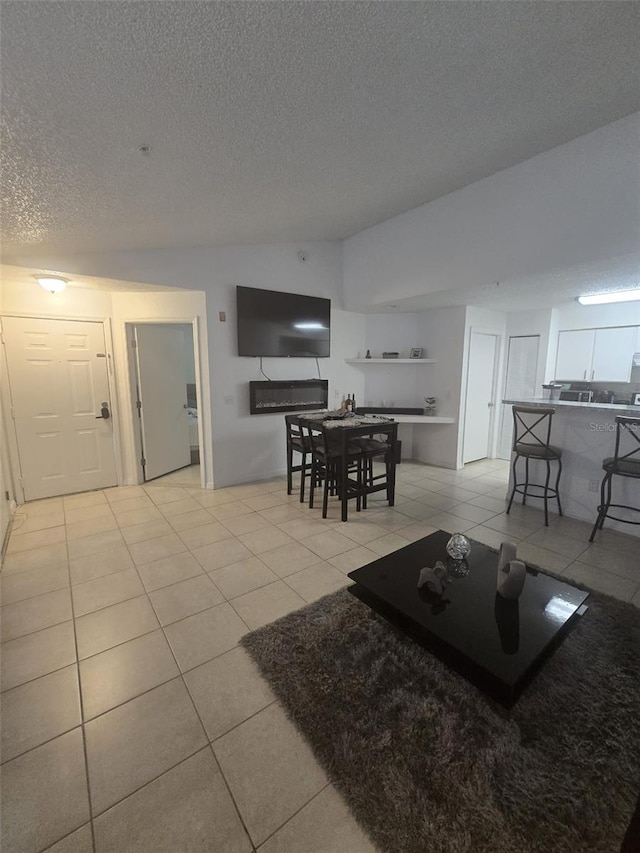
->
xmin=461 ymin=328 xmax=503 ymax=465
xmin=123 ymin=318 xmax=206 ymax=489
xmin=0 ymin=312 xmax=123 ymax=504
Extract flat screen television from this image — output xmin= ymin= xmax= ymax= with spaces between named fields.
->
xmin=236 ymin=286 xmax=331 ymax=357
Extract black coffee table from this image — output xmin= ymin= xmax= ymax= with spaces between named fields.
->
xmin=348 ymin=530 xmax=589 ymax=706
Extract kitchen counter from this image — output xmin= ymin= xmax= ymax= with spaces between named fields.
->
xmin=503 ymin=397 xmax=640 ymax=415
xmin=502 ymin=398 xmax=640 ymax=537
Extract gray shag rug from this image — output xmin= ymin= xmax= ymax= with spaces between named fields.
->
xmin=241 ymin=577 xmax=640 ymax=853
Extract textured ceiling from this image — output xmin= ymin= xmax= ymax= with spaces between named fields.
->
xmin=1 ymin=1 xmax=639 ymax=257
xmin=367 ymin=254 xmax=640 ymax=313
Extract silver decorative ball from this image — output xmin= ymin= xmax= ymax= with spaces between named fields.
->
xmin=446 ymin=533 xmax=471 ymax=561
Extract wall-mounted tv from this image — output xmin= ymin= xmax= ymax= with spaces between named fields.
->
xmin=236 ymin=286 xmax=331 ymax=357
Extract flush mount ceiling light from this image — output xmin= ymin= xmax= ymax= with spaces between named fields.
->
xmin=577 ymin=288 xmax=640 ymax=306
xmin=34 ymin=275 xmax=68 ymax=294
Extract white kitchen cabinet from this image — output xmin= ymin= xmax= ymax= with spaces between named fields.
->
xmin=591 ymin=326 xmax=637 ymax=382
xmin=554 ymin=326 xmax=638 ymax=382
xmin=555 ymin=329 xmax=594 ymax=380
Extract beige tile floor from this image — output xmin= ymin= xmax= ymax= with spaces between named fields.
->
xmin=1 ymin=459 xmax=639 ymax=852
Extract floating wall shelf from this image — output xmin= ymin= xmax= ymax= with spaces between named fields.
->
xmin=345 ymin=358 xmax=436 ymax=364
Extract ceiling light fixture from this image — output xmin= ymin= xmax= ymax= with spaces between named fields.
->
xmin=577 ymin=288 xmax=640 ymax=306
xmin=34 ymin=275 xmax=68 ymax=294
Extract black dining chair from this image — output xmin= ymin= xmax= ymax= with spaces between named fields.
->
xmin=589 ymin=416 xmax=640 ymax=541
xmin=349 ymin=425 xmax=398 ymax=511
xmin=506 ymin=406 xmax=563 ymax=526
xmin=308 ymin=422 xmax=398 ymax=522
xmin=285 ymin=414 xmax=313 ymax=502
xmin=305 ymin=421 xmax=363 ymax=520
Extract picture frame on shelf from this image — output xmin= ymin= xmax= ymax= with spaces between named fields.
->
xmin=410 ymin=347 xmax=423 ymax=359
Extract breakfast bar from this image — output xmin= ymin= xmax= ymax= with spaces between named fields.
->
xmin=503 ymin=398 xmax=640 ymax=537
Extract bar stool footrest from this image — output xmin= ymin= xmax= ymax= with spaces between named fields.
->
xmin=594 ymin=503 xmax=640 ymax=526
xmin=511 ymin=483 xmax=560 ymax=500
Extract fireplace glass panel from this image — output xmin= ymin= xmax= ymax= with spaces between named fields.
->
xmin=249 ymin=380 xmax=328 ymax=414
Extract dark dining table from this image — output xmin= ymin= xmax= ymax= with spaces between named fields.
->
xmin=293 ymin=411 xmax=398 ymax=521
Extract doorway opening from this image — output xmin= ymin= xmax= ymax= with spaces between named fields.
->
xmin=127 ymin=322 xmax=202 ymax=485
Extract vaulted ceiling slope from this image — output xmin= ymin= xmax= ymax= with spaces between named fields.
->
xmin=2 ymin=1 xmax=639 ymax=257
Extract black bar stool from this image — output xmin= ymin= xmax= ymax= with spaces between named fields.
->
xmin=506 ymin=406 xmax=563 ymax=526
xmin=589 ymin=416 xmax=640 ymax=542
xmin=285 ymin=414 xmax=312 ymax=502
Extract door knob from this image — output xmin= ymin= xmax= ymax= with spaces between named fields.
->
xmin=95 ymin=402 xmax=111 ymax=420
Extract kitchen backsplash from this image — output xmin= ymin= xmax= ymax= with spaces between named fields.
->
xmin=581 ymin=377 xmax=640 ymax=403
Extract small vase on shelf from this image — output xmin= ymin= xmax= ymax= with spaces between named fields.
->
xmin=424 ymin=396 xmax=437 ymax=416
xmin=365 ymin=350 xmax=372 ymax=359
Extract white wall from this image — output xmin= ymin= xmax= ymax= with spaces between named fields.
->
xmin=411 ymin=307 xmax=467 ymax=468
xmin=2 ymin=279 xmax=113 ymax=319
xmin=343 ymin=113 xmax=640 ymax=310
xmin=7 ymin=243 xmax=369 ymax=487
xmin=345 ymin=308 xmax=469 ymax=468
xmin=360 ymin=313 xmax=426 ymax=409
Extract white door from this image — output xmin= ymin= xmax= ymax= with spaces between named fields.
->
xmin=554 ymin=329 xmax=595 ymax=381
xmin=134 ymin=325 xmax=191 ymax=481
xmin=2 ymin=317 xmax=117 ymax=500
xmin=463 ymin=332 xmax=498 ymax=464
xmin=498 ymin=335 xmax=540 ymax=459
xmin=591 ymin=327 xmax=636 ymax=382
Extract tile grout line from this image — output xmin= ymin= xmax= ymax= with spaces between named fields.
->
xmin=87 ymin=744 xmax=215 ymax=823
xmin=63 ymin=528 xmax=99 ymax=853
xmin=254 ymin=780 xmax=333 ymax=851
xmin=151 ymin=588 xmax=258 ymax=852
